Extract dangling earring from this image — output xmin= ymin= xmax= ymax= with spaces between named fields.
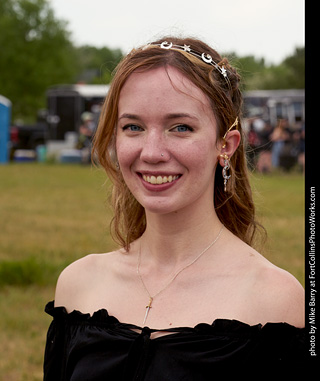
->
xmin=220 ymin=154 xmax=231 ymax=192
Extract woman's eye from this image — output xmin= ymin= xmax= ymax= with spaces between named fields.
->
xmin=172 ymin=125 xmax=193 ymax=132
xmin=123 ymin=124 xmax=143 ymax=132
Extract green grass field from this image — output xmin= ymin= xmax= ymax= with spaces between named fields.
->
xmin=0 ymin=163 xmax=305 ymax=379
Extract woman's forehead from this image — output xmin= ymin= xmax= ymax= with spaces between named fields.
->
xmin=118 ymin=66 xmax=214 ymax=118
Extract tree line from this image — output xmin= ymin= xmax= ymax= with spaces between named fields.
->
xmin=0 ymin=0 xmax=304 ymax=122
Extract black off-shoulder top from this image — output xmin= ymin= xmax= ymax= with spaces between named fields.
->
xmin=44 ymin=301 xmax=306 ymax=380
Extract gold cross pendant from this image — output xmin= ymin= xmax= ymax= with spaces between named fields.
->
xmin=143 ymin=297 xmax=153 ymax=325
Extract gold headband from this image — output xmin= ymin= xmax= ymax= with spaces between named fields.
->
xmin=222 ymin=117 xmax=238 ymax=148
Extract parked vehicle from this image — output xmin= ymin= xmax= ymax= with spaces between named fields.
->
xmin=9 ymin=109 xmax=48 ymax=159
xmin=9 ymin=84 xmax=109 ymax=159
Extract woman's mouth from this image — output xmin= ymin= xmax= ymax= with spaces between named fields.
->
xmin=142 ymin=174 xmax=180 ymax=185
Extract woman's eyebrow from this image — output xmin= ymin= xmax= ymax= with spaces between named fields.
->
xmin=164 ymin=113 xmax=199 ymax=121
xmin=118 ymin=112 xmax=199 ymax=121
xmin=118 ymin=113 xmax=141 ymax=121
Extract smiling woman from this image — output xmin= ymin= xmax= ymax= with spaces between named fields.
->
xmin=94 ymin=38 xmax=255 ymax=250
xmin=115 ymin=65 xmax=227 ymax=217
xmin=44 ymin=36 xmax=305 ymax=380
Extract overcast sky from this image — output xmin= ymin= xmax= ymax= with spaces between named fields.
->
xmin=49 ymin=0 xmax=305 ymax=65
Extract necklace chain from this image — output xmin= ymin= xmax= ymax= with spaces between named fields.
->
xmin=136 ymin=225 xmax=224 ymax=324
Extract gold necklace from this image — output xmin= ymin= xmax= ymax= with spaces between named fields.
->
xmin=136 ymin=226 xmax=224 ymax=325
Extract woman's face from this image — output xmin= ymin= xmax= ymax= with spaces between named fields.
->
xmin=116 ymin=66 xmax=221 ymax=216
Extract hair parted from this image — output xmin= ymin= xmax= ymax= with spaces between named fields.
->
xmin=93 ymin=35 xmax=265 ymax=250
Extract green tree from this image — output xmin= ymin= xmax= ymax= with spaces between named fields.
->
xmin=225 ymin=54 xmax=266 ymax=90
xmin=282 ymin=47 xmax=305 ymax=89
xmin=0 ymin=0 xmax=78 ymax=121
xmin=75 ymin=45 xmax=123 ymax=84
xmin=229 ymin=47 xmax=305 ymax=90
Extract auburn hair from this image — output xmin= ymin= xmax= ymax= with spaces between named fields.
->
xmin=93 ymin=36 xmax=265 ymax=250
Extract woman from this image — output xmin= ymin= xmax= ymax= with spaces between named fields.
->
xmin=44 ymin=37 xmax=305 ymax=379
xmin=270 ymin=118 xmax=290 ymax=168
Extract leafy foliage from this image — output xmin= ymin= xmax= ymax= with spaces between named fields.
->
xmin=227 ymin=47 xmax=305 ymax=90
xmin=0 ymin=0 xmax=79 ymax=119
xmin=75 ymin=45 xmax=123 ymax=84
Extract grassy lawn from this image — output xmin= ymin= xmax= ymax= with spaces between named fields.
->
xmin=252 ymin=171 xmax=305 ymax=283
xmin=0 ymin=163 xmax=304 ymax=379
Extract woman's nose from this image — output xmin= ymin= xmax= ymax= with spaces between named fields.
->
xmin=140 ymin=131 xmax=168 ymax=163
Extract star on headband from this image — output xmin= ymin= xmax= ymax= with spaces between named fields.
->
xmin=155 ymin=41 xmax=231 ymax=88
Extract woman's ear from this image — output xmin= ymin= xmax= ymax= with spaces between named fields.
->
xmin=218 ymin=130 xmax=241 ymax=166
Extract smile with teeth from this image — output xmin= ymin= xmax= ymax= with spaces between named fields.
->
xmin=142 ymin=174 xmax=180 ymax=185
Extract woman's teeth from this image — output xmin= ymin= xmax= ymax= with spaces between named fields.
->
xmin=142 ymin=175 xmax=179 ymax=185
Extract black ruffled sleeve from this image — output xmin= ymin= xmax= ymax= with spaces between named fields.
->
xmin=43 ymin=300 xmax=307 ymax=379
xmin=44 ymin=301 xmax=67 ymax=381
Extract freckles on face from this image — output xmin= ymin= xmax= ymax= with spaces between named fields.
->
xmin=115 ymin=66 xmax=219 ymax=213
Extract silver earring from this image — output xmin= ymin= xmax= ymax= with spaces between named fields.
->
xmin=220 ymin=154 xmax=231 ymax=192
xmin=161 ymin=153 xmax=164 ymax=157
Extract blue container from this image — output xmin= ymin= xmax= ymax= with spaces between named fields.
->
xmin=36 ymin=145 xmax=47 ymax=162
xmin=0 ymin=95 xmax=12 ymax=164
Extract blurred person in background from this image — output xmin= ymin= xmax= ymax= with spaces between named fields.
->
xmin=77 ymin=111 xmax=95 ymax=163
xmin=270 ymin=118 xmax=290 ymax=169
xmin=256 ymin=121 xmax=273 ymax=173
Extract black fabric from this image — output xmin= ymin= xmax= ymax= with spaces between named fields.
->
xmin=44 ymin=301 xmax=307 ymax=380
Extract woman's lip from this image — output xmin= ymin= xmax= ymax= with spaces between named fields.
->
xmin=141 ymin=174 xmax=181 ymax=185
xmin=137 ymin=172 xmax=182 ymax=190
xmin=138 ymin=171 xmax=182 ymax=176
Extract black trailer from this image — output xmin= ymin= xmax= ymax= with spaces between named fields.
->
xmin=46 ymin=84 xmax=109 ymax=140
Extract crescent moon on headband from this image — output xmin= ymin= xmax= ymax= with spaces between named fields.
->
xmin=201 ymin=53 xmax=213 ymax=64
xmin=160 ymin=41 xmax=173 ymax=49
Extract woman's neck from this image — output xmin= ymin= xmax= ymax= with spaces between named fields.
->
xmin=141 ymin=206 xmax=223 ymax=270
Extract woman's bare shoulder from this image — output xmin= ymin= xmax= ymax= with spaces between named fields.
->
xmin=54 ymin=250 xmax=124 ymax=311
xmin=247 ymin=251 xmax=305 ymax=327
